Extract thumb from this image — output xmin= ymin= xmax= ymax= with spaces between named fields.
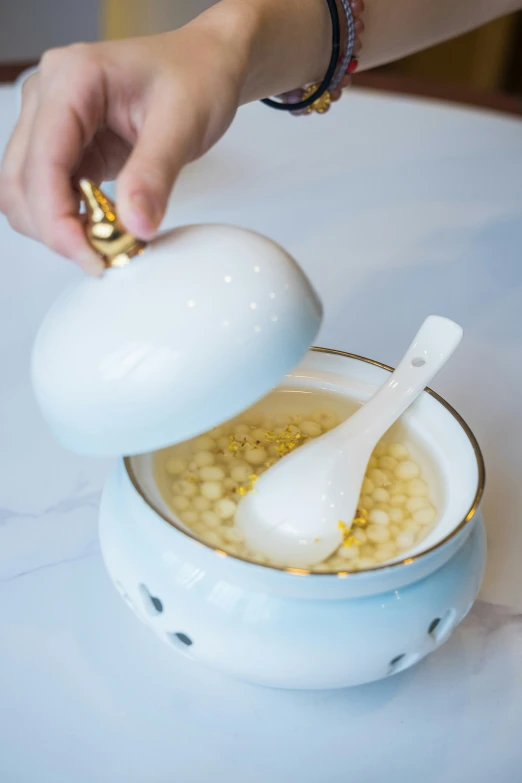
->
xmin=116 ymin=96 xmax=196 ymax=239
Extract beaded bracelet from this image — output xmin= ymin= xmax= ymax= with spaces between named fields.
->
xmin=262 ymin=0 xmax=365 ymax=116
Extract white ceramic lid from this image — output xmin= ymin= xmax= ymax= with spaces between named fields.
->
xmin=32 ymin=203 xmax=322 ymax=456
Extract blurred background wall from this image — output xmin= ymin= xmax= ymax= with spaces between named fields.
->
xmin=0 ymin=0 xmax=99 ymax=61
xmin=0 ymin=0 xmax=521 ymax=98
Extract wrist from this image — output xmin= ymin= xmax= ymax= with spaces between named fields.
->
xmin=213 ymin=0 xmax=332 ymax=104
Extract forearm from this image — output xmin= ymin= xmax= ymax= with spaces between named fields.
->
xmin=209 ymin=0 xmax=521 ymax=105
xmin=360 ymin=0 xmax=522 ymax=70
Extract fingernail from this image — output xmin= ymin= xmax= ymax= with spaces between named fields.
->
xmin=129 ymin=192 xmax=159 ymax=235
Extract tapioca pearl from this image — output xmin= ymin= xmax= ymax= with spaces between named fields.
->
xmin=379 ymin=456 xmax=398 ymax=472
xmin=267 ymin=444 xmax=280 ymax=458
xmin=201 ymin=510 xmax=221 ymax=529
xmin=172 ymin=479 xmax=197 ymax=497
xmin=359 ymin=542 xmax=376 ymax=557
xmin=361 ymin=477 xmax=374 ymax=495
xmin=396 ymin=531 xmax=415 ymax=550
xmin=413 ymin=506 xmax=436 ymax=525
xmin=180 ymin=510 xmax=199 ymax=526
xmin=337 ymin=544 xmax=360 ymax=560
xmin=405 ymin=497 xmax=429 ymax=513
xmin=390 ymin=481 xmax=406 ymax=496
xmin=166 ymin=457 xmax=187 ymax=476
xmin=368 ymin=468 xmax=388 ymax=488
xmin=194 ymin=435 xmax=216 ymax=452
xmin=199 ymin=465 xmax=225 ymax=482
xmin=311 ymin=409 xmax=339 ymax=430
xmin=234 ymin=424 xmax=251 ymax=441
xmin=209 ymin=426 xmax=225 ymax=438
xmin=218 ymin=452 xmax=235 ymax=465
xmin=356 ymin=557 xmax=377 ymax=570
xmin=217 ymin=435 xmax=230 ymax=451
xmin=359 ymin=494 xmax=375 ymax=510
xmin=395 ymin=460 xmax=420 ymax=480
xmin=389 ymin=523 xmax=401 ymax=537
xmin=406 ymin=478 xmax=429 ymax=497
xmin=192 ymin=522 xmax=207 ymax=536
xmin=374 ymin=542 xmax=397 ymax=563
xmin=188 ymin=461 xmax=198 ymax=472
xmin=373 ymin=442 xmax=388 ymax=458
xmin=390 ymin=494 xmax=407 ymax=508
xmin=193 ymin=496 xmax=211 ymax=512
xmin=244 ymin=445 xmax=268 ymax=465
xmin=274 ymin=414 xmax=291 ymax=428
xmin=367 ymin=524 xmax=391 ymax=544
xmin=328 ymin=557 xmax=350 ymax=571
xmin=215 ymin=498 xmax=237 ymax=520
xmin=251 ymin=428 xmax=266 ymax=443
xmin=368 ymin=508 xmax=390 ymax=526
xmin=300 ymin=420 xmax=322 ymax=438
xmin=404 ymin=520 xmax=421 ymax=534
xmin=223 ymin=478 xmax=239 ymax=493
xmin=367 ymin=455 xmax=378 ymax=470
xmin=201 ymin=482 xmax=223 ymax=501
xmin=171 ymin=495 xmax=191 ymax=512
xmin=388 ymin=443 xmax=409 ymax=460
xmin=202 ymin=530 xmax=222 ymax=547
xmin=373 ymin=488 xmax=390 ymax=504
xmin=229 ymin=463 xmax=251 ymax=483
xmin=352 ymin=527 xmax=367 ymax=544
xmin=389 ymin=507 xmax=405 ymax=523
xmin=194 ymin=450 xmax=215 ymax=468
xmin=223 ymin=526 xmax=244 ymax=543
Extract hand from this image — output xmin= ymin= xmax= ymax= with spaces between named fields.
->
xmin=0 ymin=8 xmax=254 ymax=274
xmin=0 ymin=0 xmax=332 ymax=273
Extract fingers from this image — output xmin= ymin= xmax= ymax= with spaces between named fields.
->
xmin=0 ymin=28 xmax=240 ymax=273
xmin=116 ymin=83 xmax=198 ymax=238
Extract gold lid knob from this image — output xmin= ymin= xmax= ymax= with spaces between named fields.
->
xmin=79 ymin=179 xmax=146 ymax=268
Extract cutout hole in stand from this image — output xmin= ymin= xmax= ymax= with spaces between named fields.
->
xmin=139 ymin=583 xmax=163 ymax=616
xmin=166 ymin=632 xmax=194 ymax=654
xmin=429 ymin=609 xmax=457 ymax=643
xmin=388 ymin=653 xmax=419 ymax=675
xmin=411 ymin=357 xmax=426 ymax=368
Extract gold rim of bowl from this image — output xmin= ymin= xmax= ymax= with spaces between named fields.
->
xmin=124 ymin=347 xmax=486 ymax=578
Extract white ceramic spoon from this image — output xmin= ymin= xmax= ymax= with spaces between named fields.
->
xmin=236 ymin=316 xmax=463 ymax=568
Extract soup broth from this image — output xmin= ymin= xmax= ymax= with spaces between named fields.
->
xmin=154 ymin=388 xmax=440 ymax=571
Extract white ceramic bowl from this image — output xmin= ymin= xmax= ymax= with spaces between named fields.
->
xmin=99 ymin=349 xmax=486 ymax=689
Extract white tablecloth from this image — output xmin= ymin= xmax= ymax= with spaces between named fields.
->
xmin=1 ymin=82 xmax=522 ymax=782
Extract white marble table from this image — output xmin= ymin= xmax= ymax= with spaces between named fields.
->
xmin=1 ymin=81 xmax=522 ymax=783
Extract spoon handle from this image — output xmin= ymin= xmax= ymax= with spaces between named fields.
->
xmin=339 ymin=316 xmax=463 ymax=445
